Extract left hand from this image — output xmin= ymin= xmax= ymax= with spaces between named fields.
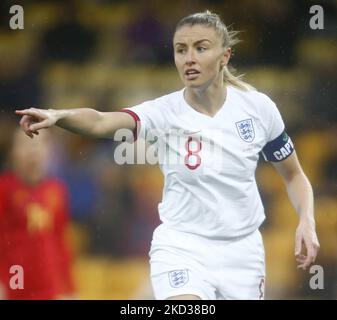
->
xmin=295 ymin=219 xmax=320 ymax=270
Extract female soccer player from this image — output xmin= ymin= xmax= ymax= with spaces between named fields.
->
xmin=0 ymin=129 xmax=75 ymax=299
xmin=16 ymin=11 xmax=319 ymax=300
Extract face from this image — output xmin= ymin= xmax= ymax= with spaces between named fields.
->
xmin=11 ymin=130 xmax=50 ymax=184
xmin=173 ymin=24 xmax=231 ymax=89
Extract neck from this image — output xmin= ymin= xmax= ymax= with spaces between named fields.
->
xmin=14 ymin=167 xmax=45 ymax=186
xmin=184 ymin=81 xmax=227 ymax=117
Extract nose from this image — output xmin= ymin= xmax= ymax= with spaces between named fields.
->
xmin=185 ymin=49 xmax=195 ymax=66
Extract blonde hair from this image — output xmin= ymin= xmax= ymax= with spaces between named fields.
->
xmin=175 ymin=10 xmax=254 ymax=91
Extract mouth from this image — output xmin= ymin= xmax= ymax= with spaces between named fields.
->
xmin=184 ymin=69 xmax=200 ymax=80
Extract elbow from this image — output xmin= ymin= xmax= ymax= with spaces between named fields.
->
xmin=284 ymin=170 xmax=310 ymax=186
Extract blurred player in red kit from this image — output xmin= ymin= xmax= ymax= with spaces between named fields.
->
xmin=0 ymin=129 xmax=75 ymax=299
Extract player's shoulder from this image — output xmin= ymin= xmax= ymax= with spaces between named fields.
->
xmin=230 ymin=86 xmax=278 ymax=116
xmin=0 ymin=171 xmax=18 ymax=185
xmin=0 ymin=172 xmax=25 ymax=196
xmin=130 ymin=89 xmax=183 ymax=116
xmin=231 ymin=86 xmax=275 ymax=106
xmin=152 ymin=89 xmax=184 ymax=108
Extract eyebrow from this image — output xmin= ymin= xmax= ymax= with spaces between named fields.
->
xmin=174 ymin=39 xmax=212 ymax=47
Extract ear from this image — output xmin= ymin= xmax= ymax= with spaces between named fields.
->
xmin=220 ymin=47 xmax=232 ymax=68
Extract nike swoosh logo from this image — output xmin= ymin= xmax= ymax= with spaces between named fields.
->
xmin=182 ymin=130 xmax=201 ymax=135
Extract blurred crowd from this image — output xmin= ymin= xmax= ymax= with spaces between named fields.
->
xmin=0 ymin=0 xmax=336 ymax=299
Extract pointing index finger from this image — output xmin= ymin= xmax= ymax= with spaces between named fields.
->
xmin=15 ymin=109 xmax=27 ymax=114
xmin=15 ymin=108 xmax=39 ymax=117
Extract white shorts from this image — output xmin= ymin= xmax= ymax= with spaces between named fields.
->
xmin=149 ymin=225 xmax=265 ymax=300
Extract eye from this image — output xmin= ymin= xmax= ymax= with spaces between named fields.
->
xmin=176 ymin=48 xmax=186 ymax=54
xmin=197 ymin=47 xmax=207 ymax=53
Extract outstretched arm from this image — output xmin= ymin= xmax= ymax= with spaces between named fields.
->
xmin=15 ymin=108 xmax=135 ymax=139
xmin=272 ymin=151 xmax=320 ymax=270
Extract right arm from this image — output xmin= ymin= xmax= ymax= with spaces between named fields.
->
xmin=15 ymin=108 xmax=136 ymax=139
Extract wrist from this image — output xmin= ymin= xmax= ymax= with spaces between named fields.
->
xmin=299 ymin=215 xmax=315 ymax=228
xmin=52 ymin=109 xmax=70 ymax=124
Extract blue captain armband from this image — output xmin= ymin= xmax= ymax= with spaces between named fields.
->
xmin=262 ymin=130 xmax=295 ymax=162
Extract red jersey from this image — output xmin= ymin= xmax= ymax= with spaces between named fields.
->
xmin=0 ymin=172 xmax=75 ymax=299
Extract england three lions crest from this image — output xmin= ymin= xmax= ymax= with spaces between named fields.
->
xmin=168 ymin=269 xmax=189 ymax=288
xmin=235 ymin=118 xmax=255 ymax=143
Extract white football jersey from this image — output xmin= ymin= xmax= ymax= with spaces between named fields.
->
xmin=123 ymin=85 xmax=292 ymax=239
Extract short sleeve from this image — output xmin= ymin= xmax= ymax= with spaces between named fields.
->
xmin=264 ymin=97 xmax=285 ymax=143
xmin=121 ymin=99 xmax=165 ymax=142
xmin=259 ymin=95 xmax=295 ymax=162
